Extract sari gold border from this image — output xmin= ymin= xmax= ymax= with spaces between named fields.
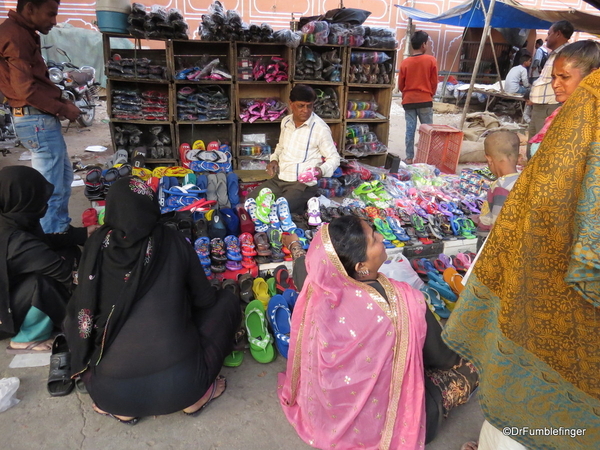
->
xmin=288 ymin=283 xmax=313 ymax=405
xmin=378 ymin=276 xmax=408 ymax=450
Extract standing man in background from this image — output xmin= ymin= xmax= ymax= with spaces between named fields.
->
xmin=398 ymin=30 xmax=438 ymax=165
xmin=529 ymin=38 xmax=547 ymax=81
xmin=527 ymin=20 xmax=573 ymax=158
xmin=0 ymin=0 xmax=81 ymax=233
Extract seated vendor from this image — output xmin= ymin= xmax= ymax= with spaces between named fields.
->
xmin=248 ymin=84 xmax=340 ymax=214
xmin=504 ymin=54 xmax=532 ymax=95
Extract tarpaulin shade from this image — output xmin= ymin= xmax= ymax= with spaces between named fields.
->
xmin=395 ymin=0 xmax=600 ymax=34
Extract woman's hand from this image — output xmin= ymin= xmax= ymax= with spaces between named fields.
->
xmin=282 ymin=233 xmax=299 ymax=249
xmin=87 ymin=224 xmax=101 ymax=237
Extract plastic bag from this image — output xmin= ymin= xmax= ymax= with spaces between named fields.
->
xmin=0 ymin=377 xmax=20 ymax=413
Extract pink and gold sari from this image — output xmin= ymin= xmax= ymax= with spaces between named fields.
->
xmin=278 ymin=224 xmax=428 ymax=449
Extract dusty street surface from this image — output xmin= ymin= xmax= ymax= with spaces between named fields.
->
xmin=0 ymin=100 xmax=485 ymax=450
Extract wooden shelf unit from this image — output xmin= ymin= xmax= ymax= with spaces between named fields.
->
xmin=102 ymin=34 xmax=397 ymax=170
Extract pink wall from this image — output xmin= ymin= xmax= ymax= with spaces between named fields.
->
xmin=1 ymin=0 xmax=598 ymax=72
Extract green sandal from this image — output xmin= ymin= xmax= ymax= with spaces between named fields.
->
xmin=245 ymin=300 xmax=276 ymax=364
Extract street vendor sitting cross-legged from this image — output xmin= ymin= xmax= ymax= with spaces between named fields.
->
xmin=248 ymin=84 xmax=340 ymax=214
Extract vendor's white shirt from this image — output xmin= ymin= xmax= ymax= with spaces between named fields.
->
xmin=504 ymin=65 xmax=529 ymax=94
xmin=270 ymin=113 xmax=340 ymax=185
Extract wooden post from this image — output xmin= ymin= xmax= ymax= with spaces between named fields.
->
xmin=459 ymin=0 xmax=496 ymax=129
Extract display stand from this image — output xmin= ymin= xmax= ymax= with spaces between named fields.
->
xmin=101 ymin=33 xmax=397 ymax=173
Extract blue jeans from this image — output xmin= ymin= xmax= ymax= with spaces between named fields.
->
xmin=13 ymin=114 xmax=72 ymax=232
xmin=405 ymin=107 xmax=434 ymax=160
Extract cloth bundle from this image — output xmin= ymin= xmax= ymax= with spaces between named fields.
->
xmin=176 ymin=86 xmax=230 ymax=121
xmin=128 ymin=3 xmax=189 ymax=39
xmin=295 ymin=46 xmax=342 ymax=82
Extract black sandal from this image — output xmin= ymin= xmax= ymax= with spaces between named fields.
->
xmin=47 ymin=334 xmax=75 ymax=397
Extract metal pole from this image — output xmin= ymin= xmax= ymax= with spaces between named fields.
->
xmin=459 ymin=0 xmax=497 ymax=129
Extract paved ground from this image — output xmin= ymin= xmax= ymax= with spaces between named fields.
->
xmin=0 ymin=103 xmax=485 ymax=449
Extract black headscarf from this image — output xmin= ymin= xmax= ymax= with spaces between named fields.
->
xmin=0 ymin=166 xmax=54 ymax=334
xmin=65 ymin=176 xmax=165 ymax=377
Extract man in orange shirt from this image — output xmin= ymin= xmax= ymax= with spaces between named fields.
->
xmin=398 ymin=30 xmax=438 ymax=164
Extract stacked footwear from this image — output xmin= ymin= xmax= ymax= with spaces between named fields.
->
xmin=128 ymin=3 xmax=189 ymax=39
xmin=175 ymin=59 xmax=232 ymax=82
xmin=210 ymin=237 xmax=227 ymax=273
xmin=107 ymin=54 xmax=167 ymax=81
xmin=349 ymin=51 xmax=393 ymax=84
xmin=239 ymin=98 xmax=287 ymax=122
xmin=194 ymin=236 xmax=212 ymax=277
xmin=295 ymin=46 xmax=342 ymax=82
xmin=176 ymin=85 xmax=230 ymax=121
xmin=224 ymin=235 xmax=243 ymax=271
xmin=314 ymin=88 xmax=340 ymax=119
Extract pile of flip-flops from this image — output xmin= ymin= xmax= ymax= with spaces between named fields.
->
xmin=414 ymin=257 xmax=471 ymax=320
xmin=344 ymin=123 xmax=388 ymax=157
xmin=111 ymin=89 xmax=168 ymax=122
xmin=107 ymin=54 xmax=167 ymax=81
xmin=128 ymin=2 xmax=189 ymax=39
xmin=176 ymin=85 xmax=230 ymax=121
xmin=175 ymin=57 xmax=232 ymax=82
xmin=295 ymin=46 xmax=342 ymax=82
xmin=179 ymin=140 xmax=233 ymax=173
xmin=239 ymin=98 xmax=288 ymax=122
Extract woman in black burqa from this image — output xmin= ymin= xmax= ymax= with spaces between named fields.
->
xmin=0 ymin=165 xmax=86 ymax=353
xmin=64 ymin=176 xmax=240 ymax=422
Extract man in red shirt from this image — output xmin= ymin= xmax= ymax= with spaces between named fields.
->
xmin=398 ymin=30 xmax=438 ymax=164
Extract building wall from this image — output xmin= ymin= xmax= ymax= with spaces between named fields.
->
xmin=1 ymin=0 xmax=598 ymax=73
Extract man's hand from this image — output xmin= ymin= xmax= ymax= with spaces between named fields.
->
xmin=266 ymin=161 xmax=279 ymax=177
xmin=314 ymin=167 xmax=323 ymax=179
xmin=63 ymin=103 xmax=82 ymax=122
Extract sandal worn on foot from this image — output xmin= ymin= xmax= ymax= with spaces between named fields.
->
xmin=183 ymin=375 xmax=227 ymax=416
xmin=93 ymin=403 xmax=139 ymax=425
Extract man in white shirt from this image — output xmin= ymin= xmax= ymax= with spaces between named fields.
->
xmin=249 ymin=84 xmax=340 ymax=214
xmin=504 ymin=54 xmax=531 ymax=94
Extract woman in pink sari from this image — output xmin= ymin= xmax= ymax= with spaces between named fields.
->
xmin=279 ymin=216 xmax=478 ymax=449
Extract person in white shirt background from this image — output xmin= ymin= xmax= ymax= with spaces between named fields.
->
xmin=248 ymin=84 xmax=340 ymax=214
xmin=504 ymin=54 xmax=532 ymax=94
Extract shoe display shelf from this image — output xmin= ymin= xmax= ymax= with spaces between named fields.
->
xmin=344 ymin=47 xmax=396 ymax=168
xmin=103 ymin=34 xmax=177 ymax=166
xmin=169 ymin=40 xmax=236 ymax=156
xmin=233 ymin=43 xmax=292 ymax=174
xmin=290 ymin=44 xmax=347 ymax=153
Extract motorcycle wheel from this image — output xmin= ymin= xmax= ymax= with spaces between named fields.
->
xmin=76 ymin=90 xmax=96 ymax=127
xmin=77 ymin=106 xmax=95 ymax=127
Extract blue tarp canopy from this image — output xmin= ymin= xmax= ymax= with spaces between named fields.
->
xmin=395 ymin=0 xmax=600 ymax=34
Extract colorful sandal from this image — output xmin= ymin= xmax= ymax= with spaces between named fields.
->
xmin=244 ymin=300 xmax=276 ymax=363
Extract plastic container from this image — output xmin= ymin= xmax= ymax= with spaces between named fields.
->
xmin=96 ymin=0 xmax=131 ymax=34
xmin=415 ymin=124 xmax=463 ymax=174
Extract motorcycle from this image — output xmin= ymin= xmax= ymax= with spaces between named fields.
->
xmin=0 ymin=91 xmax=19 ymax=154
xmin=45 ymin=47 xmax=100 ymax=127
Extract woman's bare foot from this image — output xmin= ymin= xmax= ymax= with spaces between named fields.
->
xmin=183 ymin=375 xmax=227 ymax=415
xmin=461 ymin=441 xmax=478 ymax=450
xmin=8 ymin=339 xmax=52 ymax=352
xmin=92 ymin=403 xmax=137 ymax=423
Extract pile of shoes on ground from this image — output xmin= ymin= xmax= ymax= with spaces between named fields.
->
xmin=344 ymin=124 xmax=388 ymax=157
xmin=295 ymin=46 xmax=342 ymax=82
xmin=111 ymin=88 xmax=168 ymax=121
xmin=349 ymin=51 xmax=393 ymax=84
xmin=106 ymin=54 xmax=167 ymax=81
xmin=239 ymin=98 xmax=288 ymax=122
xmin=313 ymin=87 xmax=340 ymax=119
xmin=128 ymin=3 xmax=189 ymax=39
xmin=176 ymin=85 xmax=230 ymax=121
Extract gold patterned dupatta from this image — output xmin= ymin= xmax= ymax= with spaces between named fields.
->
xmin=443 ymin=70 xmax=600 ymax=448
xmin=278 ymin=224 xmax=427 ymax=449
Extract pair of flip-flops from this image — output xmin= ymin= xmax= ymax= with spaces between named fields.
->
xmin=267 ymin=289 xmax=298 ymax=359
xmin=245 ymin=300 xmax=276 ymax=363
xmin=244 ymin=198 xmax=269 ymax=232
